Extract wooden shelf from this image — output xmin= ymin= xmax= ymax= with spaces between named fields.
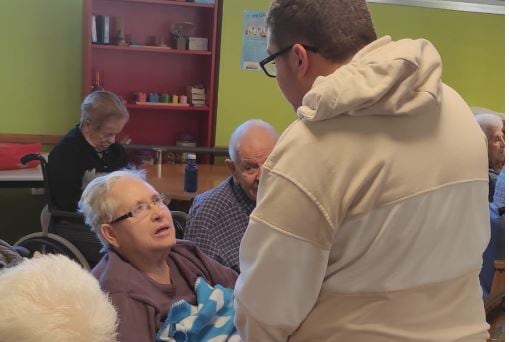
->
xmin=126 ymin=103 xmax=209 ymax=111
xmin=84 ymin=0 xmax=220 ymax=150
xmin=92 ymin=44 xmax=212 ymax=55
xmin=100 ymin=0 xmax=215 ymax=9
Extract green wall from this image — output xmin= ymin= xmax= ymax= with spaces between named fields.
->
xmin=215 ymin=1 xmax=504 ymax=145
xmin=0 ymin=0 xmax=82 ymax=134
xmin=216 ymin=1 xmax=296 ymax=145
xmin=0 ymin=0 xmax=83 ymax=243
xmin=371 ymin=3 xmax=504 ymax=113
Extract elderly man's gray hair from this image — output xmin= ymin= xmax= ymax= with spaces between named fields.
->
xmin=228 ymin=119 xmax=279 ymax=163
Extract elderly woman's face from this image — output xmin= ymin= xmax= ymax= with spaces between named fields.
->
xmin=105 ymin=176 xmax=175 ymax=257
xmin=83 ymin=117 xmax=128 ymax=153
xmin=488 ymin=126 xmax=505 ymax=170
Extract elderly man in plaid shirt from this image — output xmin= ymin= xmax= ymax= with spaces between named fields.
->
xmin=184 ymin=120 xmax=279 ymax=272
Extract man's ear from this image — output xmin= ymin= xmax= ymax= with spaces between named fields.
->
xmin=291 ymin=44 xmax=311 ymax=79
xmin=225 ymin=159 xmax=237 ymax=177
xmin=101 ymin=224 xmax=120 ymax=248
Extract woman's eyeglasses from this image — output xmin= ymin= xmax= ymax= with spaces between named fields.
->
xmin=109 ymin=193 xmax=171 ymax=224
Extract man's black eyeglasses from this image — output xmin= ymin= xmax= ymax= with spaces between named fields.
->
xmin=259 ymin=44 xmax=319 ymax=78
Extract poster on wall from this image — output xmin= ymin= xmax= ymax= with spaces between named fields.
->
xmin=241 ymin=10 xmax=268 ymax=71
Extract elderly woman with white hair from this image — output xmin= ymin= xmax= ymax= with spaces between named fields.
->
xmin=78 ymin=169 xmax=237 ymax=342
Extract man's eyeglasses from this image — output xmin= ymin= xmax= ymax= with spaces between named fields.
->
xmin=109 ymin=193 xmax=171 ymax=224
xmin=259 ymin=44 xmax=319 ymax=78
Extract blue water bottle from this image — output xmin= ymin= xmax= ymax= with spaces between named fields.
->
xmin=184 ymin=153 xmax=198 ymax=192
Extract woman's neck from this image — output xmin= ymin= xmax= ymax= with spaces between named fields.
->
xmin=145 ymin=262 xmax=171 ymax=285
xmin=122 ymin=250 xmax=172 ymax=285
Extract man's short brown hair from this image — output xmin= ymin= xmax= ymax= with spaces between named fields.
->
xmin=267 ymin=0 xmax=377 ymax=63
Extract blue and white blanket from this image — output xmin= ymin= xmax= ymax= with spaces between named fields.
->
xmin=156 ymin=277 xmax=240 ymax=342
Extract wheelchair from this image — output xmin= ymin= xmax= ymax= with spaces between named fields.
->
xmin=14 ymin=153 xmax=187 ymax=270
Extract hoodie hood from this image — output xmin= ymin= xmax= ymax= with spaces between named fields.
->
xmin=298 ymin=36 xmax=443 ymax=121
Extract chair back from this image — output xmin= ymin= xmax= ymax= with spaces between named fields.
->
xmin=20 ymin=154 xmax=53 ymax=212
xmin=171 ymin=211 xmax=187 ymax=239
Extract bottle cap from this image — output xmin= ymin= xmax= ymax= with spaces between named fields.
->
xmin=188 ymin=153 xmax=197 ymax=160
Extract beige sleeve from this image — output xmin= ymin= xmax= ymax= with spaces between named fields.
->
xmin=234 ymin=171 xmax=331 ymax=341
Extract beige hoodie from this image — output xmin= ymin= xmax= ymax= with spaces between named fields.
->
xmin=235 ymin=36 xmax=489 ymax=341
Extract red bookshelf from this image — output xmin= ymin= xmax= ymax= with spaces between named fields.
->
xmin=82 ymin=0 xmax=221 ymax=148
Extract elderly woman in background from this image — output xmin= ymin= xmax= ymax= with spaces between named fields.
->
xmin=78 ymin=169 xmax=238 ymax=342
xmin=475 ymin=113 xmax=505 ymax=201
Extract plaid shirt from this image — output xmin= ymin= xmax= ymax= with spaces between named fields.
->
xmin=184 ymin=177 xmax=255 ymax=273
xmin=493 ymin=167 xmax=505 ymax=209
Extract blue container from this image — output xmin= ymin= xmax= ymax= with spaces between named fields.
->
xmin=149 ymin=93 xmax=160 ymax=102
xmin=184 ymin=153 xmax=198 ymax=192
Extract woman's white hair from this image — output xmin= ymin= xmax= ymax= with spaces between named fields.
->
xmin=78 ymin=168 xmax=146 ymax=248
xmin=0 ymin=254 xmax=118 ymax=342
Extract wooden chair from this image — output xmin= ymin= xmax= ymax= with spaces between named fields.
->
xmin=490 ymin=260 xmax=505 ymax=295
xmin=485 ymin=260 xmax=504 ymax=341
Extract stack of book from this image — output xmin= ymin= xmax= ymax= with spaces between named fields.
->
xmin=187 ymin=85 xmax=206 ymax=107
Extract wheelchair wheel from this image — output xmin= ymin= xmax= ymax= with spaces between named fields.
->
xmin=15 ymin=233 xmax=91 ymax=270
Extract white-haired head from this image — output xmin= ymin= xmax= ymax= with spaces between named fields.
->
xmin=228 ymin=119 xmax=279 ymax=163
xmin=78 ymin=168 xmax=146 ymax=248
xmin=0 ymin=254 xmax=118 ymax=342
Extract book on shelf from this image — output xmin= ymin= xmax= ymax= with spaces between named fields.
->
xmin=187 ymin=85 xmax=205 ymax=95
xmin=187 ymin=85 xmax=207 ymax=106
xmin=91 ymin=16 xmax=97 ymax=43
xmin=188 ymin=37 xmax=208 ymax=51
xmin=103 ymin=16 xmax=110 ymax=44
xmin=95 ymin=15 xmax=110 ymax=44
xmin=189 ymin=93 xmax=205 ymax=100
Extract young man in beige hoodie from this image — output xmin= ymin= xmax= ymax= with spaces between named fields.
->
xmin=234 ymin=0 xmax=490 ymax=341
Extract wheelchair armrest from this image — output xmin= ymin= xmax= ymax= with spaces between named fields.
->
xmin=52 ymin=209 xmax=85 ymax=221
xmin=20 ymin=153 xmax=44 ymax=165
